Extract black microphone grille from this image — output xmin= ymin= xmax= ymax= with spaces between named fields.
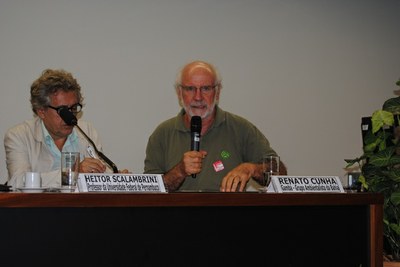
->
xmin=59 ymin=107 xmax=78 ymax=126
xmin=190 ymin=116 xmax=202 ymax=133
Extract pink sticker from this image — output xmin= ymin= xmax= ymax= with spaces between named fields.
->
xmin=213 ymin=160 xmax=225 ymax=172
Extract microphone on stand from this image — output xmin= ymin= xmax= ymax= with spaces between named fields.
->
xmin=190 ymin=116 xmax=202 ymax=178
xmin=58 ymin=107 xmax=119 ymax=173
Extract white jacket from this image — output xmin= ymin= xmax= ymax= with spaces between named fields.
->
xmin=4 ymin=117 xmax=106 ymax=189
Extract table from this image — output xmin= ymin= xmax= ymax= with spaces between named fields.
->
xmin=0 ymin=192 xmax=383 ymax=267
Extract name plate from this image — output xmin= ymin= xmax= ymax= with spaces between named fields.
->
xmin=77 ymin=173 xmax=167 ymax=193
xmin=267 ymin=176 xmax=345 ymax=193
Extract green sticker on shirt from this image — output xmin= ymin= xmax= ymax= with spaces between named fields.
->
xmin=221 ymin=150 xmax=230 ymax=159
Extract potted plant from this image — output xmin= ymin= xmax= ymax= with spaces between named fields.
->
xmin=345 ymin=79 xmax=400 ymax=264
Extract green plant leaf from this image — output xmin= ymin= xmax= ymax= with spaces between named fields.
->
xmin=344 ymin=158 xmax=360 ymax=165
xmin=388 ymin=169 xmax=400 ymax=183
xmin=369 ymin=147 xmax=395 ymax=167
xmin=364 ymin=142 xmax=378 ymax=153
xmin=344 ymin=157 xmax=365 ymax=168
xmin=391 ymin=192 xmax=400 ymax=206
xmin=390 ymin=155 xmax=400 ymax=166
xmin=358 ymin=174 xmax=368 ymax=190
xmin=389 ymin=223 xmax=400 ymax=236
xmin=371 ymin=110 xmax=394 ymax=133
xmin=383 ymin=97 xmax=400 ymax=114
xmin=363 ymin=130 xmax=378 ymax=145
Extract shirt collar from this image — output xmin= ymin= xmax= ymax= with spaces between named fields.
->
xmin=41 ymin=120 xmax=79 ymax=151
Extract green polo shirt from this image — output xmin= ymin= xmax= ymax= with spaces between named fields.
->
xmin=144 ymin=106 xmax=277 ymax=191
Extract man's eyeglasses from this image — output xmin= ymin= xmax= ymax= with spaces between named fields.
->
xmin=47 ymin=103 xmax=82 ymax=114
xmin=179 ymin=84 xmax=218 ymax=95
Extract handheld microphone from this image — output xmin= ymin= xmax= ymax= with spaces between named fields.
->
xmin=190 ymin=116 xmax=202 ymax=178
xmin=59 ymin=107 xmax=119 ymax=173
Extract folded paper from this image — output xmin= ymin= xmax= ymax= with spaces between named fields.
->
xmin=267 ymin=176 xmax=344 ymax=193
xmin=77 ymin=173 xmax=166 ymax=193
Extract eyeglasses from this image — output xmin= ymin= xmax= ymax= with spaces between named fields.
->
xmin=47 ymin=103 xmax=82 ymax=114
xmin=179 ymin=84 xmax=218 ymax=95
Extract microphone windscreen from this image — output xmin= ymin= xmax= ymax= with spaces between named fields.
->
xmin=59 ymin=107 xmax=78 ymax=126
xmin=190 ymin=116 xmax=202 ymax=133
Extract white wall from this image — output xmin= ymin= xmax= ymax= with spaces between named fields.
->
xmin=0 ymin=0 xmax=399 ymax=185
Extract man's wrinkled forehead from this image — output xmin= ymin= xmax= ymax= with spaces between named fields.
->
xmin=182 ymin=64 xmax=216 ymax=83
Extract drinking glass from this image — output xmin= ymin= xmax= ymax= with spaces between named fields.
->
xmin=259 ymin=155 xmax=280 ymax=192
xmin=61 ymin=152 xmax=80 ymax=190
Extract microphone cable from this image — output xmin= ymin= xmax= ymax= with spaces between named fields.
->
xmin=58 ymin=107 xmax=119 ymax=173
